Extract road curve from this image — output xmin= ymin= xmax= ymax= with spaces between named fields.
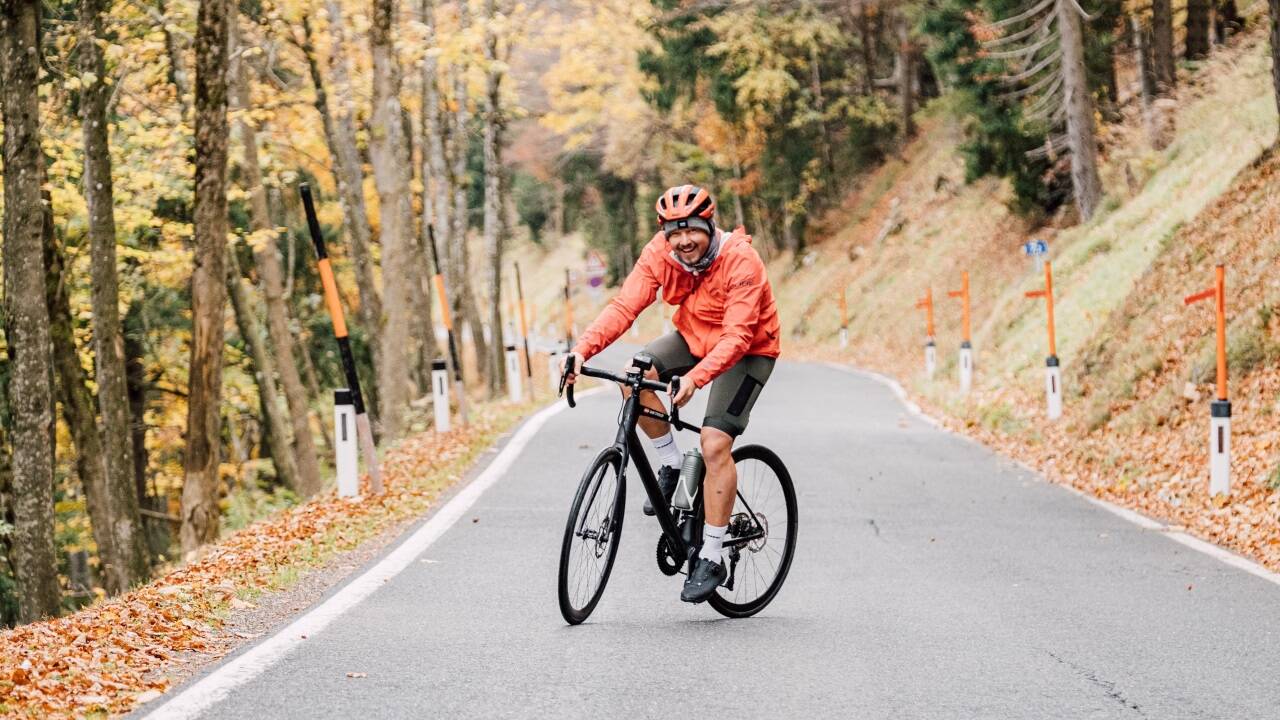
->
xmin=144 ymin=344 xmax=1280 ymax=719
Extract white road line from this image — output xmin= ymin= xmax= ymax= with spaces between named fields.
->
xmin=826 ymin=360 xmax=1280 ymax=589
xmin=142 ymin=387 xmax=605 ymax=720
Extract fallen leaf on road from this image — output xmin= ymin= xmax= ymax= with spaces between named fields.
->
xmin=346 ymin=672 xmax=368 ymax=679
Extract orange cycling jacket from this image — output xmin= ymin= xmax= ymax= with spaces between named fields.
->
xmin=572 ymin=227 xmax=781 ymax=389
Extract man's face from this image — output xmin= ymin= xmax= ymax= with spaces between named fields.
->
xmin=667 ymin=227 xmax=711 ymax=265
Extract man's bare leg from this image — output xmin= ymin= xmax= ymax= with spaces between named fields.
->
xmin=621 ymin=366 xmax=669 ymax=439
xmin=699 ymin=427 xmax=735 ymax=527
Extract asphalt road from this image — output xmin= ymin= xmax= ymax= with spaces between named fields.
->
xmin=149 ymin=345 xmax=1280 ymax=719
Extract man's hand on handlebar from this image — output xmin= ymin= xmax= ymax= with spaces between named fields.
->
xmin=559 ymin=352 xmax=583 ymax=385
xmin=669 ymin=376 xmax=696 ymax=408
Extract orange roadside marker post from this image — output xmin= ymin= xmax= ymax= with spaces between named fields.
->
xmin=1025 ymin=261 xmax=1062 ymax=420
xmin=427 ymin=224 xmax=467 ymax=427
xmin=299 ymin=184 xmax=382 ymax=495
xmin=838 ymin=288 xmax=849 ymax=349
xmin=947 ymin=271 xmax=973 ymax=393
xmin=915 ymin=288 xmax=937 ymax=378
xmin=513 ymin=263 xmax=534 ymax=399
xmin=1184 ymin=264 xmax=1230 ymax=496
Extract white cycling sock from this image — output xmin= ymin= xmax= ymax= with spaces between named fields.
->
xmin=651 ymin=430 xmax=681 ymax=469
xmin=699 ymin=523 xmax=727 ymax=564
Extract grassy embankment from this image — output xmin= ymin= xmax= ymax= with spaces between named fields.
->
xmin=775 ymin=30 xmax=1280 ymax=568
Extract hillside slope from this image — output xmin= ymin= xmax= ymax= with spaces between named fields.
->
xmin=778 ymin=29 xmax=1280 ymax=567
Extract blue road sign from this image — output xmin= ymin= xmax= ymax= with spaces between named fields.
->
xmin=1023 ymin=240 xmax=1048 ymax=256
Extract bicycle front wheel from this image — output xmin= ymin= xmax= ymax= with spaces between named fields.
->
xmin=708 ymin=444 xmax=798 ymax=619
xmin=558 ymin=448 xmax=626 ymax=625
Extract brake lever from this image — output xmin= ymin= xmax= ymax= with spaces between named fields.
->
xmin=558 ymin=362 xmax=576 ymax=408
xmin=669 ymin=376 xmax=681 ymax=428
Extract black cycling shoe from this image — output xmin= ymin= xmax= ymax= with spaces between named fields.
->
xmin=681 ymin=556 xmax=727 ymax=604
xmin=643 ymin=465 xmax=681 ymax=516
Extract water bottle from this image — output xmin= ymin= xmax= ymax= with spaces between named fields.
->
xmin=672 ymin=447 xmax=704 ymax=511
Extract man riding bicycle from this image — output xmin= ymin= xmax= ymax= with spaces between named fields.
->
xmin=560 ymin=184 xmax=781 ymax=604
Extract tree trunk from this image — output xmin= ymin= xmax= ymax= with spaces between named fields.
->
xmin=449 ymin=69 xmax=490 ymax=385
xmin=182 ymin=0 xmax=231 ymax=556
xmin=230 ymin=13 xmax=323 ymax=497
xmin=859 ymin=1 xmax=875 ymax=95
xmin=296 ymin=328 xmax=334 ymax=453
xmin=418 ymin=0 xmax=448 ymax=376
xmin=122 ymin=303 xmax=156 ymax=521
xmin=1185 ymin=0 xmax=1211 ymax=59
xmin=482 ymin=0 xmax=508 ymax=398
xmin=224 ymin=243 xmax=302 ymax=491
xmin=809 ymin=43 xmax=834 ymax=174
xmin=1132 ymin=15 xmax=1159 ymax=145
xmin=45 ymin=195 xmax=133 ymax=596
xmin=368 ymin=0 xmax=417 ymax=440
xmin=1217 ymin=0 xmax=1240 ymax=42
xmin=1 ymin=0 xmax=62 ymax=622
xmin=1057 ymin=0 xmax=1103 ymax=221
xmin=79 ymin=0 xmax=151 ymax=591
xmin=1271 ymin=0 xmax=1280 ymax=127
xmin=305 ymin=5 xmax=383 ymax=402
xmin=1151 ymin=0 xmax=1175 ymax=91
xmin=405 ymin=100 xmax=440 ymax=389
xmin=157 ymin=0 xmax=193 ymax=114
xmin=422 ymin=0 xmax=452 ymax=271
xmin=896 ymin=13 xmax=915 ymax=138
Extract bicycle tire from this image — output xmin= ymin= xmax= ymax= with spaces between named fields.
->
xmin=707 ymin=444 xmax=798 ymax=619
xmin=558 ymin=448 xmax=627 ymax=625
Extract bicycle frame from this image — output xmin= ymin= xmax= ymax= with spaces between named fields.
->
xmin=563 ymin=354 xmax=767 ymax=565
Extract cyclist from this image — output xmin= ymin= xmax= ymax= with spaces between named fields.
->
xmin=560 ymin=184 xmax=781 ymax=604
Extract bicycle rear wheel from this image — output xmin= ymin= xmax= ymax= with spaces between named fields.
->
xmin=708 ymin=444 xmax=797 ymax=619
xmin=558 ymin=448 xmax=626 ymax=625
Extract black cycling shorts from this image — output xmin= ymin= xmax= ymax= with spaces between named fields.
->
xmin=643 ymin=331 xmax=775 ymax=438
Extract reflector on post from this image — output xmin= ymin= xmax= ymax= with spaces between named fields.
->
xmin=948 ymin=273 xmax=972 ymax=393
xmin=431 ymin=358 xmax=450 ymax=433
xmin=334 ymin=389 xmax=358 ymax=498
xmin=506 ymin=344 xmax=522 ymax=403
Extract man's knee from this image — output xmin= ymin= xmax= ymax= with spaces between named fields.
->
xmin=700 ymin=427 xmax=733 ymax=461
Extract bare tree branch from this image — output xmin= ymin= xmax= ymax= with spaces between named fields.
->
xmin=999 ymin=46 xmax=1061 ymax=84
xmin=985 ymin=0 xmax=1055 ymax=30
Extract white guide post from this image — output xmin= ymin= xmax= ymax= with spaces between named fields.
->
xmin=506 ymin=344 xmax=522 ymax=403
xmin=925 ymin=340 xmax=937 ymax=379
xmin=431 ymin=358 xmax=450 ymax=433
xmin=334 ymin=389 xmax=359 ymax=498
xmin=1045 ymin=355 xmax=1062 ymax=420
xmin=1210 ymin=400 xmax=1231 ymax=496
xmin=839 ymin=327 xmax=849 ymax=349
xmin=959 ymin=341 xmax=973 ymax=393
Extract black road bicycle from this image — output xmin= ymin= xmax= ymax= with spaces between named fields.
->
xmin=556 ymin=352 xmax=798 ymax=625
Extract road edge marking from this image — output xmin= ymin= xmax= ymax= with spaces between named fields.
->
xmin=142 ymin=387 xmax=605 ymax=720
xmin=823 ymin=360 xmax=1280 ymax=589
